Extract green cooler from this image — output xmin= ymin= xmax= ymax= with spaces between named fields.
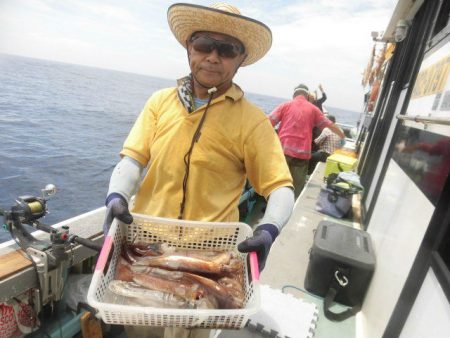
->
xmin=324 ymin=153 xmax=358 ymax=178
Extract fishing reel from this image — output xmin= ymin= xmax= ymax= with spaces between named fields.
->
xmin=1 ymin=184 xmax=100 ymax=253
xmin=7 ymin=184 xmax=56 ymax=225
xmin=1 ymin=184 xmax=64 ymax=253
xmin=1 ymin=185 xmax=102 ymax=310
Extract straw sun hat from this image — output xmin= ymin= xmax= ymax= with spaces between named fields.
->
xmin=167 ymin=3 xmax=272 ymax=66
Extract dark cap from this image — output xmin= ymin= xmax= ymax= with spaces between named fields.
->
xmin=294 ymin=84 xmax=309 ymax=95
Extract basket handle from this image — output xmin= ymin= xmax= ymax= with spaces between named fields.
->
xmin=249 ymin=251 xmax=260 ymax=282
xmin=95 ymin=235 xmax=113 ymax=272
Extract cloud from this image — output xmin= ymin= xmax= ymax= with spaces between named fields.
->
xmin=235 ymin=0 xmax=395 ymax=110
xmin=0 ymin=0 xmax=396 ymax=111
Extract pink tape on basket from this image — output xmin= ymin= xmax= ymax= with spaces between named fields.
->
xmin=249 ymin=251 xmax=260 ymax=281
xmin=95 ymin=236 xmax=113 ymax=272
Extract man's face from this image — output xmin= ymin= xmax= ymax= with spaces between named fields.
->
xmin=187 ymin=32 xmax=247 ymax=89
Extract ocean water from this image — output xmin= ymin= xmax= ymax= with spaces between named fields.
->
xmin=0 ymin=54 xmax=359 ymax=241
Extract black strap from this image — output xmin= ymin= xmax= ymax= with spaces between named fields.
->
xmin=178 ymin=89 xmax=215 ymax=220
xmin=323 ymin=269 xmax=361 ymax=321
xmin=326 ymin=190 xmax=351 ymax=217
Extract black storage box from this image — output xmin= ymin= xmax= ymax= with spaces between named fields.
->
xmin=305 ymin=221 xmax=375 ymax=308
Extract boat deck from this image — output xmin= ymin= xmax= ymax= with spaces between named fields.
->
xmin=219 ymin=162 xmax=359 ymax=338
xmin=0 ymin=162 xmax=359 ymax=338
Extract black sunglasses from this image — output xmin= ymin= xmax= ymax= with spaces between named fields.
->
xmin=189 ymin=35 xmax=245 ymax=59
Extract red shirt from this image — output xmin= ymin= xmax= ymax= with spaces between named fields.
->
xmin=269 ymin=96 xmax=331 ymax=159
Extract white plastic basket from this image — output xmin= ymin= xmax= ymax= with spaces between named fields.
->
xmin=87 ymin=214 xmax=260 ymax=329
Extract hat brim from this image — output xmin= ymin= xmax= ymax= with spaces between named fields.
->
xmin=167 ymin=3 xmax=272 ymax=66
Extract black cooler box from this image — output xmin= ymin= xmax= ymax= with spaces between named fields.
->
xmin=304 ymin=221 xmax=375 ymax=321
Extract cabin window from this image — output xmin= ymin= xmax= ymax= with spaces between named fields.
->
xmin=392 ymin=127 xmax=450 ymax=206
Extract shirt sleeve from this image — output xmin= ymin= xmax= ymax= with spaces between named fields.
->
xmin=314 ymin=107 xmax=332 ymax=130
xmin=268 ymin=102 xmax=287 ymax=126
xmin=317 ymin=92 xmax=327 ymax=104
xmin=120 ymin=94 xmax=159 ymax=167
xmin=243 ymin=118 xmax=293 ymax=199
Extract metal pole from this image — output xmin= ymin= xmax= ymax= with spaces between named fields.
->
xmin=396 ymin=114 xmax=450 ymax=126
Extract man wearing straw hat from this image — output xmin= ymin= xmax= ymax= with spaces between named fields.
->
xmin=103 ymin=3 xmax=294 ymax=337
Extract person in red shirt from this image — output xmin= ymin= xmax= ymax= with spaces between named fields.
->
xmin=270 ymin=84 xmax=345 ymax=197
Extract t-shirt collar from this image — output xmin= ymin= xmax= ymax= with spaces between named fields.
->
xmin=176 ymin=74 xmax=243 ymax=113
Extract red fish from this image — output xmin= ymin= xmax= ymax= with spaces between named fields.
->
xmin=132 ymin=272 xmax=203 ymax=302
xmin=115 ymin=257 xmax=134 ymax=282
xmin=134 ymin=254 xmax=235 ymax=275
xmin=185 ymin=273 xmax=243 ymax=309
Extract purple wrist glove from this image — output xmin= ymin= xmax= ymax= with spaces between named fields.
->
xmin=103 ymin=193 xmax=133 ymax=235
xmin=238 ymin=223 xmax=279 ymax=271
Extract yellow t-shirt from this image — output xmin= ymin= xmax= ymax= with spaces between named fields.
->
xmin=121 ymin=84 xmax=293 ymax=222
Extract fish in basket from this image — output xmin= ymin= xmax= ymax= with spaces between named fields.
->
xmin=87 ymin=214 xmax=260 ymax=329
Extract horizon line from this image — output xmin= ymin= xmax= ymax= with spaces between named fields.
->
xmin=0 ymin=52 xmax=360 ymax=114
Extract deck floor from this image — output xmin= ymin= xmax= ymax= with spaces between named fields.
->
xmin=218 ymin=163 xmax=358 ymax=338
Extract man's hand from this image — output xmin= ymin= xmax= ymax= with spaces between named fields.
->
xmin=238 ymin=223 xmax=279 ymax=271
xmin=103 ymin=193 xmax=133 ymax=235
xmin=340 ymin=138 xmax=346 ymax=147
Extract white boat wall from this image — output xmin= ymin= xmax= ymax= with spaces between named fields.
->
xmin=356 ymin=0 xmax=450 ymax=337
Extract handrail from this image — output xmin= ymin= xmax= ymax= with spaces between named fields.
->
xmin=396 ymin=114 xmax=450 ymax=126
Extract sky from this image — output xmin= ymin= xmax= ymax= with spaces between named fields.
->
xmin=0 ymin=0 xmax=397 ymax=112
